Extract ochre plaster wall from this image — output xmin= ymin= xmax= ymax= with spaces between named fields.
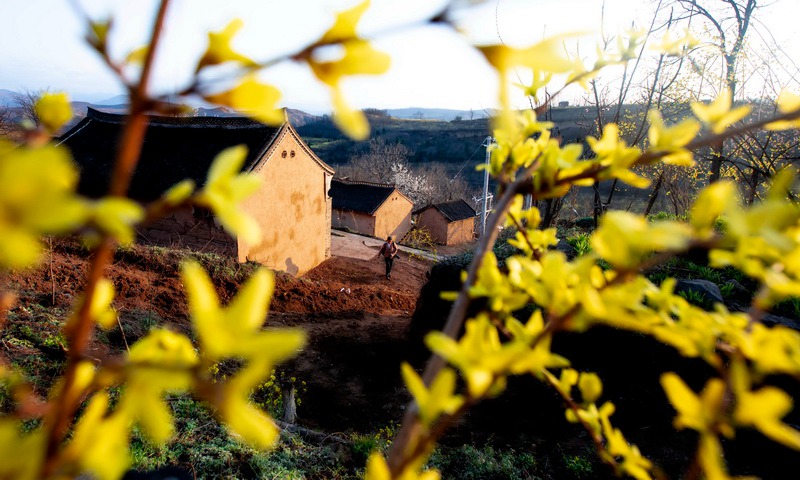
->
xmin=373 ymin=191 xmax=413 ymax=241
xmin=417 ymin=208 xmax=449 ymax=244
xmin=138 ymin=208 xmax=237 ymax=256
xmin=445 ymin=217 xmax=475 ymax=245
xmin=240 ymin=128 xmax=332 ymax=275
xmin=332 ymin=209 xmax=376 ymax=236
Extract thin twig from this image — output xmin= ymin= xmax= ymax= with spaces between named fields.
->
xmin=41 ymin=1 xmax=173 ymax=475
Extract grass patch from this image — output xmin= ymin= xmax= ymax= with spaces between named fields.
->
xmin=428 ymin=443 xmax=540 ymax=480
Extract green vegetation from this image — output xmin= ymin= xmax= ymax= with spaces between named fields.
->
xmin=566 ymin=233 xmax=592 ymax=257
xmin=562 ymin=451 xmax=594 ymax=479
xmin=427 ymin=444 xmax=540 ymax=480
xmin=129 ymin=395 xmax=355 ymax=479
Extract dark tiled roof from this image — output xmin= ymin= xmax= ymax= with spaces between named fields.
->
xmin=329 ymin=179 xmax=399 ymax=215
xmin=58 ymin=107 xmax=318 ymax=201
xmin=418 ymin=199 xmax=476 ymax=222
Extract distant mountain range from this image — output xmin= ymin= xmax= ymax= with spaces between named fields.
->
xmin=1 ymin=89 xmax=497 ymax=124
xmin=385 ymin=108 xmax=493 ymax=121
xmin=0 ymin=89 xmax=19 ymax=107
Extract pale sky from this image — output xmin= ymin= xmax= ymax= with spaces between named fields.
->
xmin=1 ymin=0 xmax=798 ymax=113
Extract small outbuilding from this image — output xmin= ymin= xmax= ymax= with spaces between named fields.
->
xmin=414 ymin=199 xmax=476 ymax=246
xmin=60 ymin=108 xmax=335 ymax=276
xmin=329 ymin=179 xmax=413 ymax=240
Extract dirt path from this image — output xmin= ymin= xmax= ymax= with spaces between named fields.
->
xmin=331 ymin=229 xmax=440 ymax=261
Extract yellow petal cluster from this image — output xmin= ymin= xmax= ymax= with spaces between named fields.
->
xmin=181 ymin=261 xmax=305 ymax=448
xmin=647 ymin=110 xmax=701 ymax=166
xmin=195 ymin=145 xmax=263 ymax=245
xmin=0 ymin=144 xmax=89 ymax=268
xmin=87 ymin=197 xmax=145 ymax=245
xmin=0 ymin=420 xmax=45 ymax=480
xmin=650 ymin=28 xmax=699 ymax=56
xmin=118 ymin=329 xmax=199 ymax=443
xmin=306 ymin=0 xmax=390 ymax=140
xmin=34 ymin=92 xmax=73 ymax=133
xmin=765 ymin=90 xmax=800 ymax=131
xmin=591 ymin=211 xmax=692 ymax=269
xmin=691 ymin=89 xmax=751 ymax=134
xmin=204 ymin=74 xmax=284 ymax=125
xmin=364 ymin=452 xmax=440 ymax=480
xmin=197 ymin=19 xmax=257 ymax=70
xmin=587 ymin=124 xmax=647 ymax=187
xmin=661 ymin=373 xmax=728 ymax=434
xmin=401 ymin=364 xmax=463 ymax=426
xmin=489 ymin=110 xmax=554 ymax=178
xmin=734 ymin=386 xmax=800 ymax=450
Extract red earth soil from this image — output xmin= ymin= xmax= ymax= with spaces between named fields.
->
xmin=2 ymin=239 xmax=433 ymax=432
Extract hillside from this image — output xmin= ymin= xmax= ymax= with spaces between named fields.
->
xmin=3 ymin=238 xmax=429 ymax=430
xmin=298 ymin=105 xmax=608 ymax=167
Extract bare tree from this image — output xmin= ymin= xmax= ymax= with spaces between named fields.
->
xmin=12 ymin=88 xmax=50 ymax=126
xmin=338 ymin=138 xmax=413 ymax=183
xmin=671 ymin=0 xmax=758 ymax=183
xmin=0 ymin=106 xmax=15 ymax=137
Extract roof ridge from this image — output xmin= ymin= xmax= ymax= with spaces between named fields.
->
xmin=433 ymin=199 xmax=468 ymax=207
xmin=85 ymin=107 xmax=272 ymax=129
xmin=332 ymin=178 xmax=396 ymax=188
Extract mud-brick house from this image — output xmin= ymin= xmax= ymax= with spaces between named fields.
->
xmin=414 ymin=199 xmax=476 ymax=246
xmin=329 ymin=179 xmax=413 ymax=240
xmin=60 ymin=107 xmax=335 ymax=276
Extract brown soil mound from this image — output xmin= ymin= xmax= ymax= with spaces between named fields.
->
xmin=2 ymin=238 xmax=431 ymax=431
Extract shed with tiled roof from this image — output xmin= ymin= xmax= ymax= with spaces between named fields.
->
xmin=414 ymin=199 xmax=476 ymax=245
xmin=60 ymin=107 xmax=335 ymax=275
xmin=329 ymin=179 xmax=413 ymax=240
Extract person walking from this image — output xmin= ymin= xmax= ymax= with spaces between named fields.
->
xmin=376 ymin=236 xmax=398 ymax=279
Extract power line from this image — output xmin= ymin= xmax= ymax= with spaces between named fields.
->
xmin=451 ymin=140 xmax=487 ymax=183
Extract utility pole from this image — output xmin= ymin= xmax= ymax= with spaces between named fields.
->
xmin=480 ymin=136 xmax=494 ymax=236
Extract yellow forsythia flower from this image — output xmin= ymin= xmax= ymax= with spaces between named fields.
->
xmin=691 ymin=89 xmax=751 ymax=134
xmin=365 ymin=451 xmax=441 ymax=480
xmin=90 ymin=197 xmax=145 ymax=245
xmin=578 ymin=372 xmax=603 ymax=404
xmin=0 ymin=420 xmax=45 ymax=480
xmin=765 ymin=90 xmax=800 ymax=131
xmin=306 ymin=0 xmax=390 ymax=140
xmin=697 ymin=433 xmax=737 ymax=480
xmin=181 ymin=261 xmax=305 ymax=449
xmin=35 ymin=92 xmax=73 ymax=133
xmin=647 ymin=110 xmax=701 ymax=166
xmin=205 ymin=74 xmax=284 ymax=125
xmin=401 ymin=363 xmax=464 ymax=426
xmin=120 ymin=329 xmax=199 ymax=444
xmin=469 ymin=252 xmax=529 ymax=313
xmin=690 ymin=181 xmax=737 ymax=238
xmin=587 ymin=124 xmax=647 ymax=188
xmin=478 ymin=35 xmax=578 ymax=76
xmin=0 ymin=144 xmax=89 ymax=268
xmin=660 ymin=373 xmax=730 ymax=435
xmin=89 ymin=278 xmax=117 ymax=329
xmin=734 ymin=386 xmax=800 ymax=450
xmin=195 ymin=145 xmax=263 ymax=245
xmin=650 ymin=28 xmax=699 ymax=56
xmin=197 ymin=19 xmax=257 ymax=69
xmin=162 ymin=179 xmax=195 ymax=206
xmin=591 ymin=211 xmax=692 ymax=269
